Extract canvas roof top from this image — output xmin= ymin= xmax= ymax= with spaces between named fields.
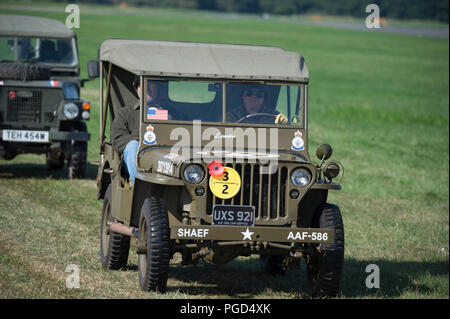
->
xmin=0 ymin=15 xmax=75 ymax=38
xmin=100 ymin=39 xmax=309 ymax=82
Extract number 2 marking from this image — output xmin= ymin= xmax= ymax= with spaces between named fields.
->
xmin=222 ymin=184 xmax=228 ymax=194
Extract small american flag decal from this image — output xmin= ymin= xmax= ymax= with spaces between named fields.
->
xmin=147 ymin=107 xmax=168 ymax=120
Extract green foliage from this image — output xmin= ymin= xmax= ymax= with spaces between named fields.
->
xmin=59 ymin=0 xmax=450 ymax=22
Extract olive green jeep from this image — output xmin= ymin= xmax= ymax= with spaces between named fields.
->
xmin=0 ymin=15 xmax=93 ymax=178
xmin=93 ymin=39 xmax=345 ymax=297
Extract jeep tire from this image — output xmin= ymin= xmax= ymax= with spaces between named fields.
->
xmin=100 ymin=184 xmax=130 ymax=270
xmin=138 ymin=197 xmax=170 ymax=293
xmin=306 ymin=203 xmax=344 ymax=297
xmin=68 ymin=141 xmax=87 ymax=179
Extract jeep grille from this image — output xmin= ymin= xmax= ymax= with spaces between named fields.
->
xmin=7 ymin=89 xmax=42 ymax=123
xmin=207 ymin=163 xmax=288 ymax=220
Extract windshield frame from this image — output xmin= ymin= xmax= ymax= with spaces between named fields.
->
xmin=141 ymin=77 xmax=306 ymax=129
xmin=0 ymin=35 xmax=79 ymax=67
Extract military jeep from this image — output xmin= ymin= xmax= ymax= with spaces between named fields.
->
xmin=94 ymin=39 xmax=345 ymax=297
xmin=0 ymin=15 xmax=91 ymax=178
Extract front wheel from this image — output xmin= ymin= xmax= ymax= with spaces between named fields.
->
xmin=68 ymin=141 xmax=87 ymax=179
xmin=138 ymin=197 xmax=170 ymax=293
xmin=305 ymin=203 xmax=344 ymax=297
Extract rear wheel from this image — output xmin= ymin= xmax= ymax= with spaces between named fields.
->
xmin=100 ymin=184 xmax=130 ymax=270
xmin=305 ymin=203 xmax=344 ymax=297
xmin=138 ymin=197 xmax=170 ymax=293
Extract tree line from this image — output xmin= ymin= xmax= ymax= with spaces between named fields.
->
xmin=59 ymin=0 xmax=450 ymax=22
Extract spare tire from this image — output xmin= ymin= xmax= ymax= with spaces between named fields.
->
xmin=0 ymin=62 xmax=51 ymax=81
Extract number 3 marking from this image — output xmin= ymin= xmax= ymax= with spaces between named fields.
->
xmin=223 ymin=171 xmax=229 ymax=181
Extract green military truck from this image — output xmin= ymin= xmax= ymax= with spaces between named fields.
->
xmin=0 ymin=15 xmax=91 ymax=178
xmin=93 ymin=39 xmax=345 ymax=297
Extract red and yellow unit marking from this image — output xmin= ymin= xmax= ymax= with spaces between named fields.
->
xmin=209 ymin=167 xmax=241 ymax=200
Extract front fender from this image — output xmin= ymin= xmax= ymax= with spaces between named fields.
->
xmin=135 ymin=172 xmax=184 ymax=186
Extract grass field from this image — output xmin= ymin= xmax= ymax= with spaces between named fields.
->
xmin=0 ymin=2 xmax=448 ymax=299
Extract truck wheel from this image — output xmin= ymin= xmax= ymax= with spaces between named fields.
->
xmin=46 ymin=152 xmax=64 ymax=170
xmin=306 ymin=203 xmax=344 ymax=297
xmin=100 ymin=184 xmax=130 ymax=270
xmin=68 ymin=141 xmax=87 ymax=179
xmin=138 ymin=197 xmax=170 ymax=293
xmin=0 ymin=145 xmax=16 ymax=160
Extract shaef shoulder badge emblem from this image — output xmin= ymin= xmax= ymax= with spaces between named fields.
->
xmin=143 ymin=125 xmax=157 ymax=145
xmin=291 ymin=130 xmax=304 ymax=151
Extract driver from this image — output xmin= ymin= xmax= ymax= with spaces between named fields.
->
xmin=226 ymin=84 xmax=288 ymax=124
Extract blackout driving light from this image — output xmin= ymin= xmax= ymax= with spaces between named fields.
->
xmin=63 ymin=103 xmax=79 ymax=119
xmin=290 ymin=168 xmax=311 ymax=187
xmin=183 ymin=164 xmax=205 ymax=184
xmin=323 ymin=162 xmax=340 ymax=180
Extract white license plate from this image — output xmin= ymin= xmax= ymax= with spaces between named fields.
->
xmin=2 ymin=130 xmax=49 ymax=143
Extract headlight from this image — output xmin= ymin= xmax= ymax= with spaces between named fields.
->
xmin=291 ymin=168 xmax=311 ymax=187
xmin=183 ymin=164 xmax=205 ymax=184
xmin=63 ymin=103 xmax=79 ymax=119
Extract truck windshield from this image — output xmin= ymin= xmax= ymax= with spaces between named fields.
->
xmin=142 ymin=79 xmax=303 ymax=126
xmin=0 ymin=36 xmax=76 ymax=65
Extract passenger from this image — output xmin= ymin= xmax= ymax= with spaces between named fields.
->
xmin=226 ymin=84 xmax=288 ymax=124
xmin=111 ymin=77 xmax=171 ymax=183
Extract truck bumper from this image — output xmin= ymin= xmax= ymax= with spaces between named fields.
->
xmin=49 ymin=130 xmax=90 ymax=142
xmin=0 ymin=129 xmax=90 ymax=143
xmin=171 ymin=225 xmax=335 ymax=244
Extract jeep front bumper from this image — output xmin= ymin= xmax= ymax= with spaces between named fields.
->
xmin=171 ymin=225 xmax=334 ymax=244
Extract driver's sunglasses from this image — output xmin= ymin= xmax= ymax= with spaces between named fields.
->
xmin=245 ymin=89 xmax=265 ymax=98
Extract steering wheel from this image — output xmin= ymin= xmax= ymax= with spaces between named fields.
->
xmin=236 ymin=113 xmax=277 ymax=124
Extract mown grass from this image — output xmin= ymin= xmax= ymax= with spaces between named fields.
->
xmin=0 ymin=2 xmax=448 ymax=299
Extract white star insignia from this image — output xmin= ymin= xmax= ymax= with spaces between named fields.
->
xmin=241 ymin=228 xmax=254 ymax=241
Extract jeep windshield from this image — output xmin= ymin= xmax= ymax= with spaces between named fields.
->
xmin=0 ymin=36 xmax=76 ymax=66
xmin=142 ymin=79 xmax=304 ymax=127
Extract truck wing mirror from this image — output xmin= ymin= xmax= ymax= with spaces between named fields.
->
xmin=87 ymin=60 xmax=99 ymax=78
